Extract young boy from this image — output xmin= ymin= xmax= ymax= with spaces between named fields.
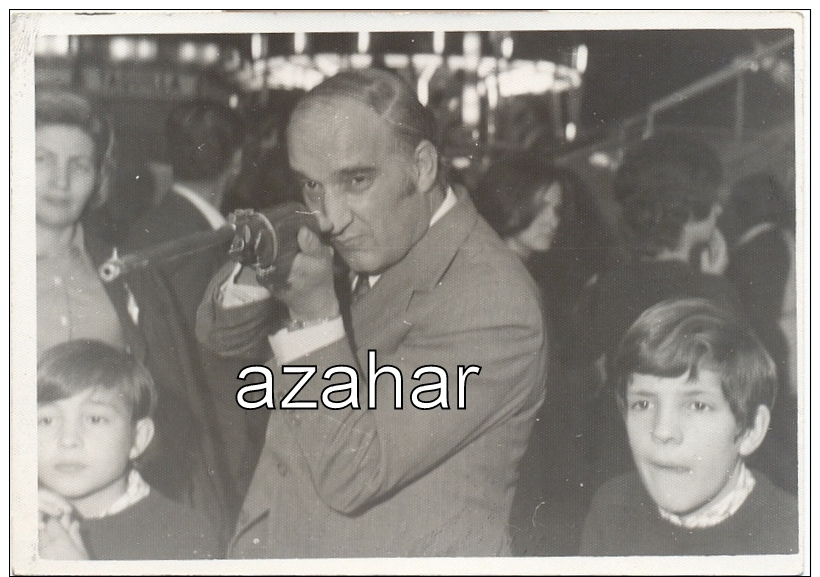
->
xmin=37 ymin=340 xmax=219 ymax=560
xmin=579 ymin=298 xmax=799 ymax=556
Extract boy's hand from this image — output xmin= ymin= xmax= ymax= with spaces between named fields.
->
xmin=38 ymin=516 xmax=88 ymax=559
xmin=38 ymin=488 xmax=88 ymax=559
xmin=38 ymin=487 xmax=74 ymax=520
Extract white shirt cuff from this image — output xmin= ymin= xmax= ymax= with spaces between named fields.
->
xmin=269 ymin=317 xmax=346 ymax=365
xmin=220 ymin=263 xmax=271 ymax=308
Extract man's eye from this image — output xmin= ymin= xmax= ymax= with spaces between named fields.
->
xmin=348 ymin=174 xmax=372 ymax=190
xmin=86 ymin=415 xmax=109 ymax=424
xmin=301 ymin=180 xmax=322 ymax=201
xmin=629 ymin=400 xmax=651 ymax=411
xmin=38 ymin=416 xmax=54 ymax=426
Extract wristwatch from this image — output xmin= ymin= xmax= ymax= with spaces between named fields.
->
xmin=287 ymin=315 xmax=340 ymax=332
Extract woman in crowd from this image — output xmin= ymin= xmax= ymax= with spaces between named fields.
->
xmin=36 ymin=89 xmax=123 ymax=355
xmin=473 ymin=155 xmax=612 ymax=350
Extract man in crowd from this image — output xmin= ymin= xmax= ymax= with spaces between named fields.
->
xmin=200 ymin=68 xmax=548 ymax=557
xmin=122 ymin=101 xmax=260 ymax=546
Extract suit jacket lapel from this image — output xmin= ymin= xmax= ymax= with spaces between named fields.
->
xmin=350 ymin=189 xmax=478 ymax=354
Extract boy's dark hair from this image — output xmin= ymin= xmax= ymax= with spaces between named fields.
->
xmin=165 ymin=100 xmax=244 ymax=181
xmin=609 ymin=298 xmax=777 ymax=433
xmin=38 ymin=340 xmax=157 ymax=421
xmin=614 ymin=132 xmax=723 ymax=257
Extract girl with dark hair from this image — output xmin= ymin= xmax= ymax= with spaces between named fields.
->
xmin=474 ymin=154 xmax=613 ymax=357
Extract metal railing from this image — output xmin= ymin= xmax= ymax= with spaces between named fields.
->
xmin=617 ymin=34 xmax=794 ymax=152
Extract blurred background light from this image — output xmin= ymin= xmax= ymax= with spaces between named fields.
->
xmin=135 ymin=38 xmax=157 ymax=61
xmin=110 ymin=37 xmax=136 ymax=61
xmin=294 ymin=32 xmax=307 ymax=55
xmin=178 ymin=41 xmax=197 ymax=63
xmin=35 ymin=35 xmax=70 ymax=57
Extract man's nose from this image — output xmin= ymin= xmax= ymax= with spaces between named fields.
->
xmin=319 ymin=190 xmax=353 ymax=235
xmin=651 ymin=405 xmax=682 ymax=444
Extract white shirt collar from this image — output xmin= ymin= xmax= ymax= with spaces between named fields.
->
xmin=736 ymin=221 xmax=777 ymax=248
xmin=658 ymin=463 xmax=756 ymax=529
xmin=172 ymin=183 xmax=226 ymax=231
xmin=429 ymin=185 xmax=458 ymax=227
xmin=87 ymin=469 xmax=151 ymax=519
xmin=359 ymin=186 xmax=457 ymax=289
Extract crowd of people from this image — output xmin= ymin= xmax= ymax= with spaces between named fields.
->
xmin=32 ymin=67 xmax=799 ymax=560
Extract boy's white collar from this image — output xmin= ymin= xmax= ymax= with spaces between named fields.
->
xmin=86 ymin=469 xmax=151 ymax=519
xmin=658 ymin=463 xmax=756 ymax=529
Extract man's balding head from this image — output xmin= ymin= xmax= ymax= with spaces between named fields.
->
xmin=288 ymin=68 xmax=439 ymax=154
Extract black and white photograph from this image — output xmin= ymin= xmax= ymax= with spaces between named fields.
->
xmin=10 ymin=10 xmax=808 ymax=575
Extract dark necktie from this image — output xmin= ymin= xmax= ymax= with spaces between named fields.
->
xmin=352 ymin=273 xmax=371 ymax=303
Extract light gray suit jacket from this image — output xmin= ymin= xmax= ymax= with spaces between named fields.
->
xmin=212 ymin=189 xmax=548 ymax=557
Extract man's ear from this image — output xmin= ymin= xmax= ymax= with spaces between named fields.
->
xmin=414 ymin=139 xmax=439 ymax=193
xmin=738 ymin=405 xmax=771 ymax=457
xmin=129 ymin=418 xmax=156 ymax=461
